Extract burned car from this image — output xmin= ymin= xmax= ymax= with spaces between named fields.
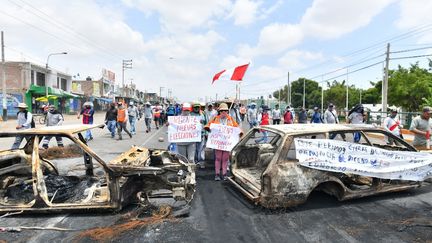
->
xmin=0 ymin=124 xmax=195 ymax=213
xmin=228 ymin=124 xmax=428 ymax=208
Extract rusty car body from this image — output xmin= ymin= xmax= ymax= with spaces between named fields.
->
xmin=228 ymin=124 xmax=424 ymax=208
xmin=0 ymin=124 xmax=195 ymax=213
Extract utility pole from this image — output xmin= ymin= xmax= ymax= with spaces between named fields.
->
xmin=159 ymin=86 xmax=164 ymax=103
xmin=302 ymin=78 xmax=305 ymax=108
xmin=346 ymin=68 xmax=349 ymax=112
xmin=287 ymin=72 xmax=290 ymax=105
xmin=382 ymin=43 xmax=390 ymax=114
xmin=122 ymin=59 xmax=132 ymax=88
xmin=1 ymin=31 xmax=6 ymax=121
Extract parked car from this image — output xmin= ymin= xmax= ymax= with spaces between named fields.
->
xmin=0 ymin=124 xmax=195 ymax=213
xmin=228 ymin=124 xmax=426 ymax=208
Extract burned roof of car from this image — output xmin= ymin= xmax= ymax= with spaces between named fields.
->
xmin=261 ymin=124 xmax=380 ymax=134
xmin=0 ymin=124 xmax=105 ymax=136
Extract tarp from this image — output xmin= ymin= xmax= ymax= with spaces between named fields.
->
xmin=27 ymin=84 xmax=78 ymax=98
xmin=95 ymin=97 xmax=113 ymax=103
xmin=295 ymin=138 xmax=432 ymax=181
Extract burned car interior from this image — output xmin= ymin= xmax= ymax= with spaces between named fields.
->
xmin=0 ymin=125 xmax=195 ymax=213
xmin=229 ymin=125 xmax=424 ymax=208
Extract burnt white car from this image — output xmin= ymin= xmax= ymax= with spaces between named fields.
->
xmin=228 ymin=124 xmax=425 ymax=208
xmin=0 ymin=124 xmax=195 ymax=213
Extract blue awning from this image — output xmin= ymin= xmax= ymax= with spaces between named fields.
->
xmin=95 ymin=97 xmax=113 ymax=103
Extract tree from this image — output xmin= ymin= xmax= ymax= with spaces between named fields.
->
xmin=362 ymin=81 xmax=381 ymax=104
xmin=387 ymin=63 xmax=432 ymax=111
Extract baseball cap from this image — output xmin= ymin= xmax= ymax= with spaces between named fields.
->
xmin=423 ymin=106 xmax=432 ymax=113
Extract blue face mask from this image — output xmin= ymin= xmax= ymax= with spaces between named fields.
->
xmin=251 ymin=105 xmax=256 ymax=109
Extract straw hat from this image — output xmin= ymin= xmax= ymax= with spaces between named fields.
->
xmin=218 ymin=103 xmax=229 ymax=111
xmin=16 ymin=103 xmax=28 ymax=109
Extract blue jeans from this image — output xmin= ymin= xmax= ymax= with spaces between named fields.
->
xmin=107 ymin=120 xmax=117 ymax=137
xmin=129 ymin=116 xmax=136 ymax=134
xmin=11 ymin=135 xmax=29 ymax=150
xmin=255 ymin=131 xmax=269 ymax=143
xmin=249 ymin=120 xmax=258 ymax=129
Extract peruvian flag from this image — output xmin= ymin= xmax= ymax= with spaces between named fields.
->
xmin=212 ymin=63 xmax=250 ymax=84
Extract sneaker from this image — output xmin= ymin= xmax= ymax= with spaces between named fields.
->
xmin=223 ymin=175 xmax=228 ymax=181
xmin=215 ymin=175 xmax=221 ymax=181
xmin=129 ymin=134 xmax=133 ymax=138
xmin=146 ymin=130 xmax=149 ymax=133
xmin=156 ymin=126 xmax=159 ymax=130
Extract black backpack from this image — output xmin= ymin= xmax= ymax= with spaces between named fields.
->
xmin=18 ymin=110 xmax=35 ymax=128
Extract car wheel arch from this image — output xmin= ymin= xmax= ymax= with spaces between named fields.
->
xmin=312 ymin=180 xmax=346 ymax=201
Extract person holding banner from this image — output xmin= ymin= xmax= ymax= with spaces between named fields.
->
xmin=175 ymin=103 xmax=197 ymax=163
xmin=191 ymin=102 xmax=208 ymax=167
xmin=205 ymin=103 xmax=242 ymax=181
xmin=383 ymin=108 xmax=403 ymax=145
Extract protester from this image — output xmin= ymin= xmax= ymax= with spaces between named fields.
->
xmin=383 ymin=108 xmax=403 ymax=145
xmin=205 ymin=103 xmax=242 ymax=181
xmin=230 ymin=102 xmax=242 ymax=127
xmin=347 ymin=104 xmax=365 ymax=142
xmin=166 ymin=103 xmax=176 ymax=118
xmin=143 ymin=102 xmax=153 ymax=133
xmin=256 ymin=106 xmax=270 ymax=143
xmin=409 ymin=106 xmax=432 ymax=150
xmin=77 ymin=102 xmax=94 ymax=141
xmin=247 ymin=102 xmax=259 ymax=128
xmin=283 ymin=105 xmax=294 ymax=124
xmin=311 ymin=107 xmax=323 ymax=123
xmin=176 ymin=103 xmax=196 ymax=164
xmin=271 ymin=104 xmax=281 ymax=125
xmin=117 ymin=102 xmax=133 ymax=140
xmin=205 ymin=103 xmax=217 ymax=122
xmin=298 ymin=107 xmax=308 ymax=124
xmin=153 ymin=102 xmax=161 ymax=129
xmin=191 ymin=102 xmax=208 ymax=167
xmin=11 ymin=103 xmax=33 ymax=150
xmin=105 ymin=103 xmax=118 ymax=138
xmin=128 ymin=101 xmax=138 ymax=135
xmin=239 ymin=103 xmax=247 ymax=121
xmin=41 ymin=105 xmax=64 ymax=149
xmin=175 ymin=103 xmax=181 ymax=116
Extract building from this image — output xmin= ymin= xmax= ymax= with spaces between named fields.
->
xmin=0 ymin=61 xmax=74 ymax=115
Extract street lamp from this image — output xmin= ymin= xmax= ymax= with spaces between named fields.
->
xmin=45 ymin=52 xmax=67 ymax=98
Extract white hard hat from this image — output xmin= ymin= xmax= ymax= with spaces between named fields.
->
xmin=129 ymin=101 xmax=134 ymax=105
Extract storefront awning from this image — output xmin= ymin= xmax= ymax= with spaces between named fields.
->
xmin=95 ymin=97 xmax=113 ymax=103
xmin=27 ymin=84 xmax=79 ymax=98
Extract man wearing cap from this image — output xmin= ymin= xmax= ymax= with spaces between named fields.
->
xmin=247 ymin=102 xmax=259 ymax=128
xmin=409 ymin=107 xmax=432 ymax=149
xmin=42 ymin=105 xmax=64 ymax=149
xmin=271 ymin=104 xmax=281 ymax=125
xmin=77 ymin=102 xmax=94 ymax=141
xmin=128 ymin=101 xmax=138 ymax=135
xmin=143 ymin=102 xmax=153 ymax=133
xmin=205 ymin=103 xmax=217 ymax=122
xmin=298 ymin=107 xmax=308 ymax=124
xmin=11 ymin=103 xmax=33 ymax=150
xmin=383 ymin=109 xmax=403 ymax=145
xmin=323 ymin=104 xmax=339 ymax=124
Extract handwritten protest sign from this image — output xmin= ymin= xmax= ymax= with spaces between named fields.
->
xmin=168 ymin=116 xmax=202 ymax=143
xmin=206 ymin=123 xmax=241 ymax=152
xmin=295 ymin=138 xmax=432 ymax=181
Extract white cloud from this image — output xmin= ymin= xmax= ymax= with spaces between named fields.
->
xmin=255 ymin=23 xmax=303 ymax=55
xmin=277 ymin=50 xmax=324 ymax=70
xmin=395 ymin=0 xmax=432 ymax=43
xmin=123 ymin=0 xmax=232 ymax=33
xmin=300 ymin=0 xmax=395 ymax=39
xmin=228 ymin=0 xmax=261 ymax=26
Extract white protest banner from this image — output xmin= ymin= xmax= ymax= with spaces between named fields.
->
xmin=206 ymin=123 xmax=241 ymax=152
xmin=295 ymin=138 xmax=432 ymax=181
xmin=168 ymin=116 xmax=202 ymax=143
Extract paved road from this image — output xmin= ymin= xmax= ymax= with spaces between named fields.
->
xmin=0 ymin=118 xmax=431 ymax=243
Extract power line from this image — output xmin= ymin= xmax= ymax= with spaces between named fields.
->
xmin=11 ymin=0 xmax=126 ymax=60
xmin=391 ymin=46 xmax=432 ymax=54
xmin=390 ymin=54 xmax=432 ymax=60
xmin=320 ymin=61 xmax=383 ymax=84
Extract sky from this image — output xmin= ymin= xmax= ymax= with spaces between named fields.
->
xmin=1 ymin=0 xmax=432 ymax=102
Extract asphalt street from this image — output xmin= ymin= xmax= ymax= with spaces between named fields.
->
xmin=0 ymin=118 xmax=431 ymax=243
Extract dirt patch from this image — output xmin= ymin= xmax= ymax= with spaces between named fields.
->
xmin=75 ymin=205 xmax=175 ymax=242
xmin=39 ymin=145 xmax=83 ymax=160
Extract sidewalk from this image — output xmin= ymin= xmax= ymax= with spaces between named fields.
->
xmin=0 ymin=112 xmax=107 ymax=132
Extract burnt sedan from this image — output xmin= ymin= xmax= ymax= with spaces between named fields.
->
xmin=228 ymin=124 xmax=428 ymax=208
xmin=0 ymin=124 xmax=195 ymax=213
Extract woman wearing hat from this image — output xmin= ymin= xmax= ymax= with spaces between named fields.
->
xmin=11 ymin=103 xmax=33 ymax=149
xmin=205 ymin=103 xmax=242 ymax=181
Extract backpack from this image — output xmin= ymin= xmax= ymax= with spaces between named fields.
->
xmin=19 ymin=111 xmax=36 ymax=128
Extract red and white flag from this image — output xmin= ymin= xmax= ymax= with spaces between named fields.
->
xmin=212 ymin=63 xmax=249 ymax=84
